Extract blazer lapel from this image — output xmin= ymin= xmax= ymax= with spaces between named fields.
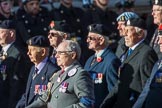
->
xmin=124 ymin=43 xmax=144 ymax=63
xmin=51 ymin=63 xmax=79 ymax=93
xmin=51 ymin=70 xmax=68 ymax=93
xmin=89 ymin=48 xmax=110 ymax=70
xmin=26 ymin=67 xmax=35 ymax=103
xmin=28 ymin=61 xmax=50 ymax=104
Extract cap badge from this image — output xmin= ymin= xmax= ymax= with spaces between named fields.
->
xmin=29 ymin=39 xmax=32 ymax=45
xmin=50 ymin=21 xmax=55 ymax=29
xmin=127 ymin=20 xmax=131 ymax=26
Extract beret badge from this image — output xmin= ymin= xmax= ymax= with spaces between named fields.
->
xmin=50 ymin=21 xmax=55 ymax=29
xmin=127 ymin=20 xmax=131 ymax=26
xmin=29 ymin=39 xmax=32 ymax=45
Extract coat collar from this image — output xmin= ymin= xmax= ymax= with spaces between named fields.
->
xmin=123 ymin=42 xmax=145 ymax=63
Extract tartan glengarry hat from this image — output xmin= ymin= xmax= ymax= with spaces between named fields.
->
xmin=26 ymin=35 xmax=50 ymax=47
xmin=88 ymin=24 xmax=110 ymax=36
xmin=0 ymin=20 xmax=16 ymax=29
xmin=152 ymin=0 xmax=162 ymax=6
xmin=116 ymin=12 xmax=139 ymax=22
xmin=49 ymin=21 xmax=72 ymax=33
xmin=126 ymin=18 xmax=146 ymax=30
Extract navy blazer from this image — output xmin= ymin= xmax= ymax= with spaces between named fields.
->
xmin=16 ymin=59 xmax=60 ymax=108
xmin=84 ymin=47 xmax=121 ymax=108
xmin=0 ymin=43 xmax=30 ymax=108
xmin=144 ymin=59 xmax=162 ymax=108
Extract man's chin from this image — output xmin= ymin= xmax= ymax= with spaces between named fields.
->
xmin=31 ymin=11 xmax=39 ymax=16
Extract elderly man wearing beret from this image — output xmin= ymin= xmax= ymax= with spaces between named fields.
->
xmin=48 ymin=20 xmax=70 ymax=64
xmin=84 ymin=23 xmax=121 ymax=108
xmin=25 ymin=40 xmax=95 ymax=108
xmin=150 ymin=0 xmax=162 ymax=59
xmin=115 ymin=12 xmax=139 ymax=61
xmin=16 ymin=35 xmax=60 ymax=108
xmin=100 ymin=18 xmax=158 ymax=108
xmin=0 ymin=20 xmax=31 ymax=108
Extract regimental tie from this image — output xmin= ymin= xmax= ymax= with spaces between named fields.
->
xmin=127 ymin=48 xmax=133 ymax=56
xmin=57 ymin=69 xmax=64 ymax=82
xmin=33 ymin=67 xmax=39 ymax=80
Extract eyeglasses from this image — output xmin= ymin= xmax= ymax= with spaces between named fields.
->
xmin=87 ymin=36 xmax=98 ymax=41
xmin=56 ymin=51 xmax=73 ymax=55
xmin=48 ymin=32 xmax=60 ymax=37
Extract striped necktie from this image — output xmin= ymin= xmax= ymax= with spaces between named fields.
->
xmin=33 ymin=67 xmax=39 ymax=80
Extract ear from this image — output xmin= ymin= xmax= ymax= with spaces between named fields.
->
xmin=63 ymin=33 xmax=68 ymax=39
xmin=137 ymin=30 xmax=144 ymax=38
xmin=99 ymin=36 xmax=105 ymax=45
xmin=41 ymin=48 xmax=46 ymax=56
xmin=71 ymin=52 xmax=77 ymax=59
xmin=9 ymin=30 xmax=16 ymax=38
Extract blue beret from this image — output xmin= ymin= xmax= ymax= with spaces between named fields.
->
xmin=126 ymin=18 xmax=146 ymax=30
xmin=26 ymin=35 xmax=50 ymax=47
xmin=117 ymin=12 xmax=139 ymax=22
xmin=88 ymin=24 xmax=110 ymax=36
xmin=152 ymin=0 xmax=162 ymax=6
xmin=49 ymin=21 xmax=72 ymax=33
xmin=0 ymin=20 xmax=16 ymax=29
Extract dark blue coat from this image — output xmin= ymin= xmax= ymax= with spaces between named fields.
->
xmin=84 ymin=47 xmax=121 ymax=108
xmin=144 ymin=59 xmax=162 ymax=108
xmin=16 ymin=59 xmax=59 ymax=108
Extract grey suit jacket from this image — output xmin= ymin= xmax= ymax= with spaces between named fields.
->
xmin=26 ymin=61 xmax=95 ymax=108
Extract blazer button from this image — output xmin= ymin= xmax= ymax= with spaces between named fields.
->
xmin=55 ymin=95 xmax=58 ymax=98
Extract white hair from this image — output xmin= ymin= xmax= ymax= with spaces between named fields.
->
xmin=64 ymin=40 xmax=81 ymax=60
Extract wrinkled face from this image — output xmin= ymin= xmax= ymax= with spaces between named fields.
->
xmin=86 ymin=32 xmax=101 ymax=51
xmin=27 ymin=46 xmax=42 ymax=65
xmin=55 ymin=42 xmax=74 ymax=68
xmin=124 ymin=26 xmax=139 ymax=47
xmin=0 ymin=28 xmax=10 ymax=46
xmin=117 ymin=21 xmax=126 ymax=36
xmin=152 ymin=5 xmax=162 ymax=25
xmin=48 ymin=30 xmax=64 ymax=48
xmin=158 ymin=35 xmax=162 ymax=52
xmin=0 ymin=1 xmax=13 ymax=14
xmin=24 ymin=0 xmax=40 ymax=16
